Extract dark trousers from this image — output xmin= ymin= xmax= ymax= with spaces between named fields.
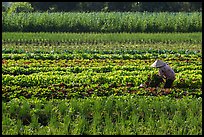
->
xmin=164 ymin=79 xmax=174 ymax=88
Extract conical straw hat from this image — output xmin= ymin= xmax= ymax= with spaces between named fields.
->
xmin=150 ymin=60 xmax=166 ymax=68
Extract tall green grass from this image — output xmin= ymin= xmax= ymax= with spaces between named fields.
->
xmin=2 ymin=12 xmax=202 ymax=32
xmin=2 ymin=96 xmax=202 ymax=135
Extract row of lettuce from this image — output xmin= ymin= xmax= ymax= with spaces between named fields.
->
xmin=2 ymin=67 xmax=201 ymax=87
xmin=2 ymin=57 xmax=202 ymax=101
xmin=2 ymin=59 xmax=201 ymax=72
xmin=2 ymin=77 xmax=202 ymax=101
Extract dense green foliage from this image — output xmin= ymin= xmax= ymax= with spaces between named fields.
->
xmin=29 ymin=2 xmax=202 ymax=12
xmin=3 ymin=2 xmax=202 ymax=12
xmin=6 ymin=2 xmax=34 ymax=14
xmin=2 ymin=12 xmax=202 ymax=33
xmin=2 ymin=96 xmax=202 ymax=135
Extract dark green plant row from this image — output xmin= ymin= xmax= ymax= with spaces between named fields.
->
xmin=2 ymin=32 xmax=202 ymax=44
xmin=2 ymin=12 xmax=202 ymax=32
xmin=2 ymin=43 xmax=202 ymax=54
xmin=2 ymin=96 xmax=202 ymax=135
xmin=2 ymin=47 xmax=202 ymax=55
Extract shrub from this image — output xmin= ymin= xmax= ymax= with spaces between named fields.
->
xmin=7 ymin=2 xmax=34 ymax=14
xmin=2 ymin=5 xmax=7 ymax=12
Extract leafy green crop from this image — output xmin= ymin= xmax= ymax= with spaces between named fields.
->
xmin=2 ymin=96 xmax=202 ymax=135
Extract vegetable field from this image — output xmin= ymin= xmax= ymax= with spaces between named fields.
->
xmin=2 ymin=12 xmax=202 ymax=135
